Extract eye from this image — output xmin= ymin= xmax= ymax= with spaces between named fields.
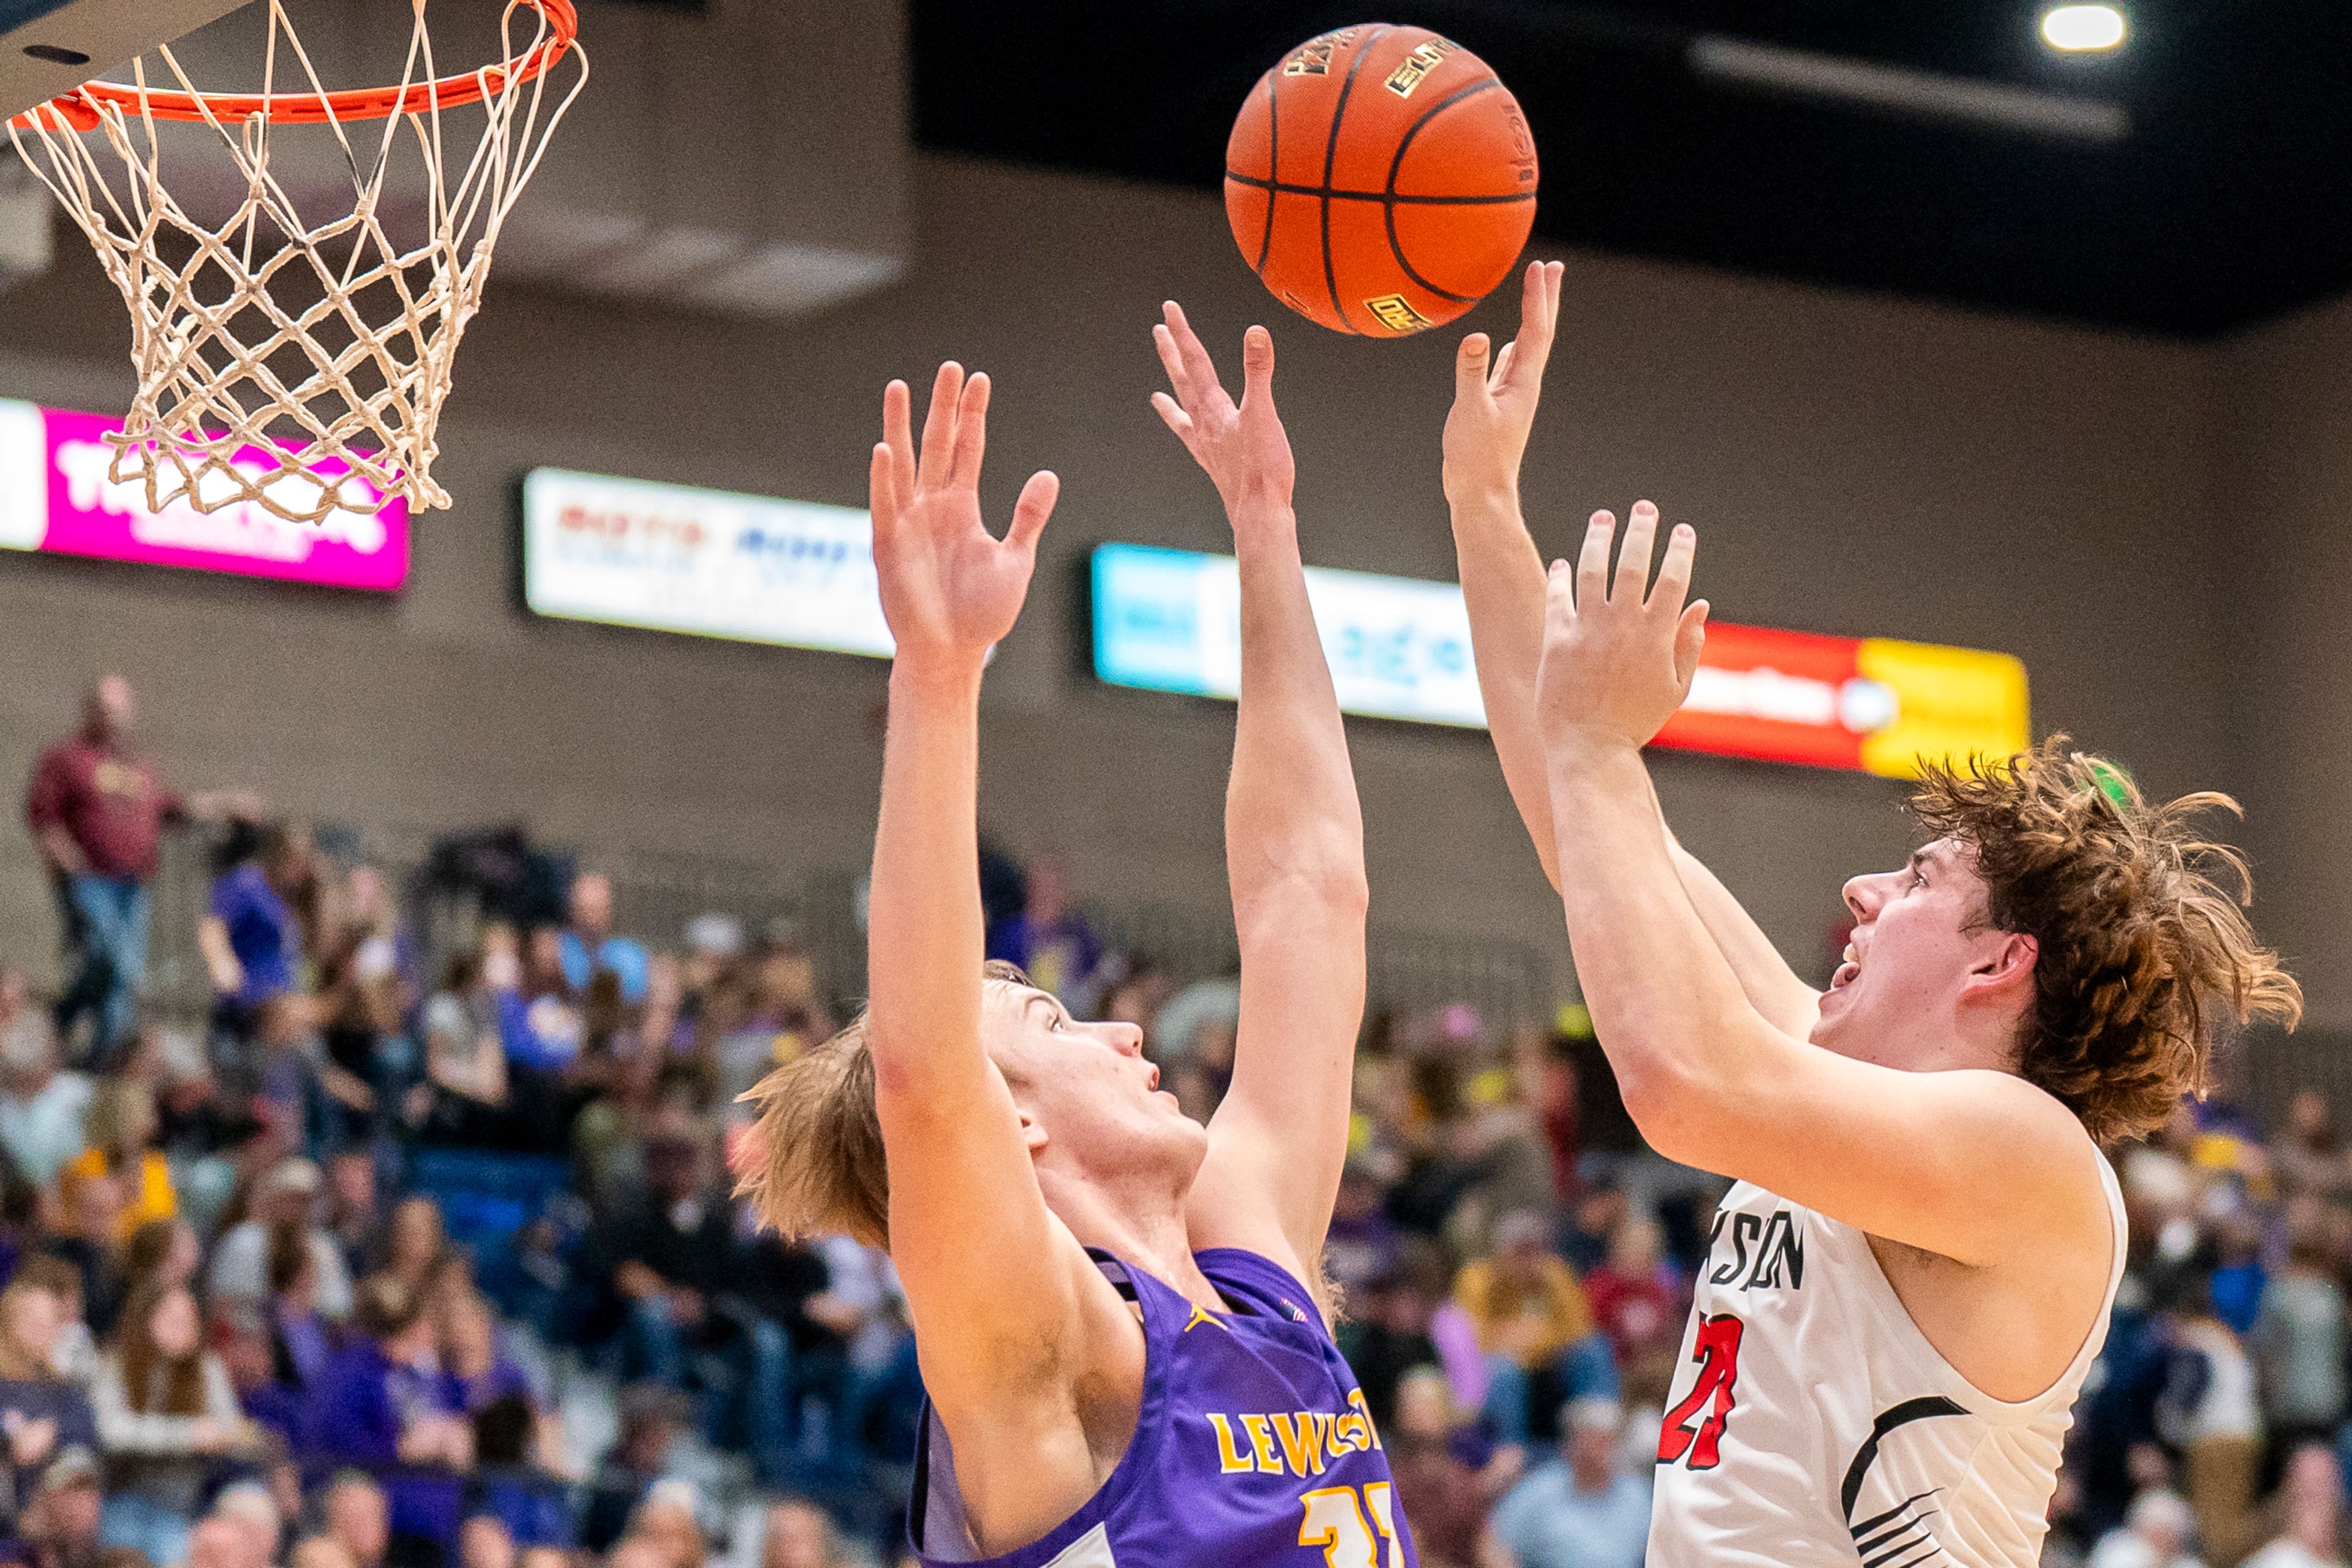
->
xmin=1913 ymin=869 xmax=1928 ymax=890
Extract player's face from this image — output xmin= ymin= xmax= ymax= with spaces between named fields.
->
xmin=1815 ymin=838 xmax=2018 ymax=1066
xmin=979 ymin=980 xmax=1207 ymax=1186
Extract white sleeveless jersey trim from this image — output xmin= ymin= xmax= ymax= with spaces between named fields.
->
xmin=1647 ymin=1153 xmax=2126 ymax=1568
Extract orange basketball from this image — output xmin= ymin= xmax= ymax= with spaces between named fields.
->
xmin=1224 ymin=24 xmax=1539 ymax=337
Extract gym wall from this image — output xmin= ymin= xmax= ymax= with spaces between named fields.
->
xmin=0 ymin=156 xmax=2242 ymax=1017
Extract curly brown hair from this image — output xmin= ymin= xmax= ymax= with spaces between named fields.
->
xmin=1911 ymin=739 xmax=2303 ymax=1145
xmin=734 ymin=961 xmax=1031 ymax=1248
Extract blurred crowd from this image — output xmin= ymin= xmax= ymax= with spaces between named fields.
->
xmin=10 ymin=677 xmax=2352 ymax=1568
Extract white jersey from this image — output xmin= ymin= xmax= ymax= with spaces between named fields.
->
xmin=1649 ymin=1157 xmax=2127 ymax=1567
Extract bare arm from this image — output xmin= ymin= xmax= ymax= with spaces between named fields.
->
xmin=857 ymin=365 xmax=1116 ymax=1423
xmin=1150 ymin=306 xmax=1369 ymax=1291
xmin=1444 ymin=261 xmax=1819 ymax=1039
xmin=197 ymin=916 xmax=244 ymax=997
xmin=1529 ymin=507 xmax=2102 ymax=1267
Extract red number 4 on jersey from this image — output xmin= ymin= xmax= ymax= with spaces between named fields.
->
xmin=1658 ymin=1313 xmax=1744 ymax=1471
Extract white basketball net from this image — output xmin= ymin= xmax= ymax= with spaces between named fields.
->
xmin=6 ymin=0 xmax=587 ymax=524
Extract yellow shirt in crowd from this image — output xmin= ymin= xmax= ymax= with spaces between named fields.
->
xmin=1453 ymin=1254 xmax=1596 ymax=1368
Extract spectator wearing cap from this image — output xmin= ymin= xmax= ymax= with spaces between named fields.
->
xmin=0 ymin=1280 xmax=96 ymax=1529
xmin=92 ymin=1280 xmax=251 ymax=1568
xmin=2089 ymin=1490 xmax=2207 ymax=1568
xmin=557 ymin=874 xmax=649 ymax=1008
xmin=18 ymin=1447 xmax=101 ymax=1568
xmin=208 ymin=1159 xmax=354 ymax=1322
xmin=1484 ymin=1396 xmax=1651 ymax=1568
xmin=0 ymin=1022 xmax=90 ymax=1193
xmin=622 ymin=1482 xmax=704 ymax=1568
xmin=1454 ymin=1211 xmax=1617 ymax=1450
xmin=24 ymin=676 xmax=254 ymax=1058
xmin=205 ymin=1480 xmax=280 ymax=1568
xmin=584 ymin=1126 xmax=791 ymax=1488
xmin=308 ymin=1278 xmax=472 ymax=1567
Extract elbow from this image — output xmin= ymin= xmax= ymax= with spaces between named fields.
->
xmin=1608 ymin=1051 xmax=1721 ymax=1171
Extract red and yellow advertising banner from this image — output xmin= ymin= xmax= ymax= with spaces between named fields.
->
xmin=1657 ymin=622 xmax=2030 ymax=779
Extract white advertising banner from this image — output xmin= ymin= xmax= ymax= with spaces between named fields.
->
xmin=521 ymin=468 xmax=892 ymax=657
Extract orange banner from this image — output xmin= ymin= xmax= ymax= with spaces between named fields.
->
xmin=1658 ymin=623 xmax=2030 ymax=778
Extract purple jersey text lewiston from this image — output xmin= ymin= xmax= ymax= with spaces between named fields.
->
xmin=912 ymin=1248 xmax=1420 ymax=1567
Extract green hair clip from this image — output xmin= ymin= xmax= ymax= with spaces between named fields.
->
xmin=2087 ymin=758 xmax=2134 ymax=810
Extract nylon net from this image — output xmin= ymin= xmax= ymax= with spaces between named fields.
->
xmin=6 ymin=0 xmax=587 ymax=524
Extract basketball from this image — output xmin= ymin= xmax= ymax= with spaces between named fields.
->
xmin=1224 ymin=24 xmax=1539 ymax=337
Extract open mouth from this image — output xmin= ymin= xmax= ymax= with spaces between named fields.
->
xmin=1830 ymin=943 xmax=1862 ymax=992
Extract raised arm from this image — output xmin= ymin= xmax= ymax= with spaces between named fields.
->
xmin=1444 ymin=261 xmax=1819 ymax=1038
xmin=858 ymin=364 xmax=1110 ymax=1421
xmin=1149 ymin=306 xmax=1369 ymax=1294
xmin=1528 ymin=508 xmax=2099 ymax=1268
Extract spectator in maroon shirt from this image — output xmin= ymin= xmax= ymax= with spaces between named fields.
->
xmin=23 ymin=676 xmax=253 ymax=1060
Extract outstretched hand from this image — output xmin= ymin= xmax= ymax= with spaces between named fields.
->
xmin=1445 ymin=260 xmax=1564 ymax=507
xmin=1536 ymin=501 xmax=1709 ymax=755
xmin=1152 ymin=302 xmax=1295 ymax=518
xmin=869 ymin=362 xmax=1060 ymax=674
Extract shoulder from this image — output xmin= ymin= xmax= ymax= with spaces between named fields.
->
xmin=1194 ymin=1246 xmax=1324 ymax=1327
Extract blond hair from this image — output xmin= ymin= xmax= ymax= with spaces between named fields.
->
xmin=1912 ymin=739 xmax=2303 ymax=1144
xmin=734 ymin=960 xmax=1030 ymax=1248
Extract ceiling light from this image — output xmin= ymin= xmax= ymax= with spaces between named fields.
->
xmin=2042 ymin=6 xmax=2126 ymax=52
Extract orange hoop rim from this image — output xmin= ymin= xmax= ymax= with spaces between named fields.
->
xmin=9 ymin=0 xmax=579 ymax=134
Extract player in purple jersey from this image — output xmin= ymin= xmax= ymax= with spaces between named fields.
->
xmin=735 ymin=305 xmax=1416 ymax=1568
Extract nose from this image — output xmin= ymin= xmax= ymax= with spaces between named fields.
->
xmin=1112 ymin=1023 xmax=1145 ymax=1057
xmin=1842 ymin=871 xmax=1886 ymax=925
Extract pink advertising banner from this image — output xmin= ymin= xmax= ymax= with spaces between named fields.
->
xmin=0 ymin=399 xmax=410 ymax=592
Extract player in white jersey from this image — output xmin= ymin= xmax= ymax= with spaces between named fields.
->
xmin=1444 ymin=262 xmax=2305 ymax=1567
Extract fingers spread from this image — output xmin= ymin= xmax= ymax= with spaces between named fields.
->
xmin=1616 ymin=499 xmax=1658 ymax=602
xmin=1008 ymin=469 xmax=1060 ymax=554
xmin=1164 ymin=301 xmax=1223 ymax=404
xmin=1491 ymin=341 xmax=1516 ymax=388
xmin=881 ymin=379 xmax=915 ymax=502
xmin=1150 ymin=390 xmax=1194 ymax=443
xmin=1577 ymin=510 xmax=1615 ymax=612
xmin=949 ymin=371 xmax=991 ymax=491
xmin=916 ymin=362 xmax=963 ymax=491
xmin=1152 ymin=321 xmax=1191 ymax=404
xmin=1652 ymin=520 xmax=1698 ymax=620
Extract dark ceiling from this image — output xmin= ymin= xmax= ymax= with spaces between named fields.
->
xmin=912 ymin=1 xmax=2352 ymax=338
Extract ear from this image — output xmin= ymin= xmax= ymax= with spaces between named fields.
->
xmin=1017 ymin=1110 xmax=1048 ymax=1157
xmin=1962 ymin=932 xmax=2038 ymax=998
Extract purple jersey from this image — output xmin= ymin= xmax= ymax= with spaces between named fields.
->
xmin=913 ymin=1248 xmax=1420 ymax=1568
